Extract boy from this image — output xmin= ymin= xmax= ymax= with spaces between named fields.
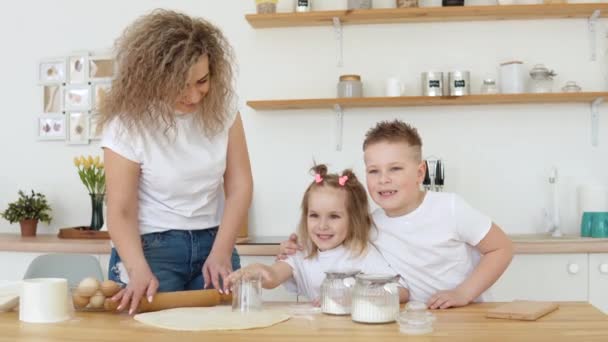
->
xmin=279 ymin=120 xmax=513 ymax=309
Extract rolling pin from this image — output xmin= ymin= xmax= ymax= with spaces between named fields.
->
xmin=104 ymin=289 xmax=232 ymax=313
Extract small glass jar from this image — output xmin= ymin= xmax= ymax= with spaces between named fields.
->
xmin=348 ymin=0 xmax=373 ymax=9
xmin=480 ymin=78 xmax=498 ymax=94
xmin=396 ymin=0 xmax=418 ymax=7
xmin=256 ymin=0 xmax=278 ymax=14
xmin=529 ymin=64 xmax=556 ymax=93
xmin=337 ymin=75 xmax=363 ymax=98
xmin=398 ymin=301 xmax=436 ymax=335
xmin=320 ymin=269 xmax=360 ymax=315
xmin=351 ymin=274 xmax=400 ymax=324
xmin=561 ymin=81 xmax=582 ymax=93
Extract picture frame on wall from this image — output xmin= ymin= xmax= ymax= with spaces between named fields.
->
xmin=67 ymin=54 xmax=89 ymax=84
xmin=89 ymin=114 xmax=101 ymax=140
xmin=38 ymin=58 xmax=67 ymax=84
xmin=89 ymin=56 xmax=116 ymax=82
xmin=42 ymin=85 xmax=63 ymax=113
xmin=92 ymin=82 xmax=111 ymax=110
xmin=37 ymin=114 xmax=66 ymax=140
xmin=67 ymin=112 xmax=89 ymax=145
xmin=63 ymin=85 xmax=91 ymax=111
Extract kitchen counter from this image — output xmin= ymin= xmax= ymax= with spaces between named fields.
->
xmin=1 ymin=302 xmax=606 ymax=341
xmin=0 ymin=233 xmax=606 ymax=256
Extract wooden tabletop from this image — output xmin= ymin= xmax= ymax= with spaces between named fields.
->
xmin=1 ymin=233 xmax=607 ymax=256
xmin=1 ymin=302 xmax=606 ymax=341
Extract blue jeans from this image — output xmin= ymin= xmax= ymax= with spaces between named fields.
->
xmin=108 ymin=228 xmax=241 ymax=292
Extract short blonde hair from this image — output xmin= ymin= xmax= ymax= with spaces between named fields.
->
xmin=98 ymin=9 xmax=235 ymax=137
xmin=363 ymin=119 xmax=423 ymax=161
xmin=297 ymin=164 xmax=373 ymax=259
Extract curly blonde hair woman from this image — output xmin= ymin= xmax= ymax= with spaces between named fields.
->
xmin=100 ymin=9 xmax=252 ymax=315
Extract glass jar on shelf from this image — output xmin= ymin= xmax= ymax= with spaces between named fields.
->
xmin=320 ymin=269 xmax=360 ymax=315
xmin=561 ymin=81 xmax=582 ymax=93
xmin=480 ymin=78 xmax=498 ymax=94
xmin=529 ymin=64 xmax=556 ymax=93
xmin=351 ymin=274 xmax=400 ymax=324
xmin=396 ymin=0 xmax=418 ymax=7
xmin=255 ymin=0 xmax=278 ymax=14
xmin=337 ymin=74 xmax=363 ymax=98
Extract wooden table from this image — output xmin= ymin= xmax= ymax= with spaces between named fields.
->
xmin=1 ymin=302 xmax=607 ymax=341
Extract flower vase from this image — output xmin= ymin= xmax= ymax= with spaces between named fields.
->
xmin=89 ymin=193 xmax=105 ymax=231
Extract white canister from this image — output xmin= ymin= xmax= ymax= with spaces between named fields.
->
xmin=419 ymin=0 xmax=443 ymax=6
xmin=448 ymin=71 xmax=470 ymax=96
xmin=499 ymin=61 xmax=526 ymax=94
xmin=421 ymin=72 xmax=444 ymax=96
xmin=295 ymin=0 xmax=312 ymax=12
xmin=20 ymin=278 xmax=72 ymax=323
xmin=385 ymin=77 xmax=404 ymax=97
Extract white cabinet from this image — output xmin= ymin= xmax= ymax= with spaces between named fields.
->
xmin=589 ymin=253 xmax=608 ymax=314
xmin=490 ymin=254 xmax=589 ymax=302
xmin=240 ymin=256 xmax=298 ymax=302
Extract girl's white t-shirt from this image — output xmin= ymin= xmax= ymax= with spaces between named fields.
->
xmin=100 ymin=111 xmax=237 ymax=234
xmin=280 ymin=243 xmax=398 ymax=301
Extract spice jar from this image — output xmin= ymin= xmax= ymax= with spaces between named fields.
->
xmin=256 ymin=0 xmax=278 ymax=14
xmin=561 ymin=81 xmax=582 ymax=93
xmin=348 ymin=0 xmax=373 ymax=9
xmin=320 ymin=269 xmax=360 ymax=315
xmin=529 ymin=64 xmax=556 ymax=93
xmin=337 ymin=75 xmax=363 ymax=98
xmin=296 ymin=0 xmax=312 ymax=12
xmin=448 ymin=70 xmax=470 ymax=96
xmin=421 ymin=71 xmax=444 ymax=96
xmin=480 ymin=78 xmax=498 ymax=94
xmin=351 ymin=274 xmax=400 ymax=324
xmin=396 ymin=0 xmax=418 ymax=7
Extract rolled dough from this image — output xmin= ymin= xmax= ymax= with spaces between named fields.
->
xmin=134 ymin=306 xmax=290 ymax=331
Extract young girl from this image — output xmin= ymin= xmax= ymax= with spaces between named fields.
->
xmin=224 ymin=164 xmax=408 ymax=303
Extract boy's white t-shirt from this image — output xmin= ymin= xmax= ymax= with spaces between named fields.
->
xmin=372 ymin=191 xmax=492 ymax=303
xmin=100 ymin=111 xmax=237 ymax=234
xmin=280 ymin=243 xmax=398 ymax=301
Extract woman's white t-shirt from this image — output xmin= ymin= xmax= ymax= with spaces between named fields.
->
xmin=100 ymin=112 xmax=236 ymax=234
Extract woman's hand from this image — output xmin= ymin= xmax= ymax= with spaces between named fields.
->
xmin=203 ymin=252 xmax=234 ymax=293
xmin=111 ymin=264 xmax=158 ymax=315
xmin=277 ymin=233 xmax=302 ymax=260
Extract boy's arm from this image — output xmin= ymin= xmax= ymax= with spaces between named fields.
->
xmin=398 ymin=287 xmax=410 ymax=303
xmin=428 ymin=223 xmax=513 ymax=309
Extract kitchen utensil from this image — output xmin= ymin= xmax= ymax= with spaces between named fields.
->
xmin=104 ymin=288 xmax=232 ymax=313
xmin=20 ymin=278 xmax=72 ymax=323
xmin=486 ymin=301 xmax=559 ymax=321
xmin=232 ymin=272 xmax=263 ymax=312
xmin=321 ymin=269 xmax=360 ymax=315
xmin=351 ymin=274 xmax=400 ymax=324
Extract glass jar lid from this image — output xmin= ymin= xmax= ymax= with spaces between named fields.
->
xmin=325 ymin=269 xmax=361 ymax=279
xmin=355 ymin=273 xmax=399 ymax=285
xmin=529 ymin=64 xmax=556 ymax=80
xmin=482 ymin=78 xmax=496 ymax=85
xmin=339 ymin=74 xmax=361 ymax=82
xmin=561 ymin=81 xmax=582 ymax=93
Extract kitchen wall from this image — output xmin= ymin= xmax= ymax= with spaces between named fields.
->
xmin=1 ymin=0 xmax=607 ymax=236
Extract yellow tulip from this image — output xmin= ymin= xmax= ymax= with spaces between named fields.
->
xmin=73 ymin=157 xmax=80 ymax=167
xmin=83 ymin=159 xmax=91 ymax=169
xmin=79 ymin=156 xmax=86 ymax=165
xmin=94 ymin=156 xmax=100 ymax=165
xmin=87 ymin=156 xmax=94 ymax=165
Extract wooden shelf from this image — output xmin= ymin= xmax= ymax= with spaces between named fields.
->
xmin=245 ymin=4 xmax=608 ymax=28
xmin=247 ymin=92 xmax=608 ymax=110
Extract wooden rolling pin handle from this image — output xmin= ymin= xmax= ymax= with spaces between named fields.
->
xmin=104 ymin=289 xmax=232 ymax=313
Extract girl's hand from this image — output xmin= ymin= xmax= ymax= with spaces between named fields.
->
xmin=202 ymin=252 xmax=234 ymax=293
xmin=427 ymin=288 xmax=473 ymax=309
xmin=223 ymin=264 xmax=270 ymax=293
xmin=312 ymin=298 xmax=321 ymax=307
xmin=111 ymin=264 xmax=158 ymax=315
xmin=277 ymin=233 xmax=303 ymax=260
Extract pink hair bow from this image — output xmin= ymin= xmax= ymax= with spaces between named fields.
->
xmin=314 ymin=173 xmax=323 ymax=183
xmin=338 ymin=176 xmax=348 ymax=186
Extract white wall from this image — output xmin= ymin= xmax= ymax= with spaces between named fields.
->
xmin=1 ymin=0 xmax=607 ymax=237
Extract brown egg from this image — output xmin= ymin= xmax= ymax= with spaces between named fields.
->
xmin=104 ymin=298 xmax=119 ymax=312
xmin=76 ymin=277 xmax=100 ymax=297
xmin=89 ymin=290 xmax=105 ymax=309
xmin=100 ymin=280 xmax=121 ymax=297
xmin=72 ymin=294 xmax=89 ymax=309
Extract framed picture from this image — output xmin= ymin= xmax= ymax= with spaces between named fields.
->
xmin=37 ymin=114 xmax=66 ymax=140
xmin=92 ymin=82 xmax=111 ymax=110
xmin=68 ymin=54 xmax=89 ymax=84
xmin=89 ymin=56 xmax=116 ymax=82
xmin=38 ymin=58 xmax=67 ymax=84
xmin=89 ymin=114 xmax=102 ymax=140
xmin=42 ymin=85 xmax=63 ymax=113
xmin=67 ymin=112 xmax=90 ymax=145
xmin=63 ymin=85 xmax=91 ymax=111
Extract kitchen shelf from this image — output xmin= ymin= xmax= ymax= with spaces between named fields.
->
xmin=247 ymin=92 xmax=608 ymax=110
xmin=245 ymin=4 xmax=608 ymax=28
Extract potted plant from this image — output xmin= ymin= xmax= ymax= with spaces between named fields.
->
xmin=1 ymin=190 xmax=52 ymax=237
